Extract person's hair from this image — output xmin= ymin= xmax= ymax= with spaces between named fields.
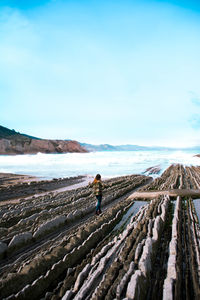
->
xmin=95 ymin=174 xmax=101 ymax=180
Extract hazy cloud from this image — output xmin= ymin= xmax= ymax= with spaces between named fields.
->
xmin=189 ymin=91 xmax=200 ymax=106
xmin=191 ymin=98 xmax=200 ymax=106
xmin=189 ymin=114 xmax=200 ymax=129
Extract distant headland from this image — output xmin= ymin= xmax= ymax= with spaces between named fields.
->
xmin=1 ymin=125 xmax=200 ymax=155
xmin=0 ymin=125 xmax=87 ymax=155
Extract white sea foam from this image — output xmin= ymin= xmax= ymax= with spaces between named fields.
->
xmin=0 ymin=150 xmax=199 ymax=179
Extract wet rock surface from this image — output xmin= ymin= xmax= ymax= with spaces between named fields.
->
xmin=0 ymin=165 xmax=200 ymax=299
xmin=0 ymin=175 xmax=86 ymax=201
xmin=143 ymin=165 xmax=161 ymax=175
xmin=140 ymin=164 xmax=200 ymax=191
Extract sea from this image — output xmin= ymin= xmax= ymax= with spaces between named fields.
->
xmin=0 ymin=150 xmax=200 ymax=180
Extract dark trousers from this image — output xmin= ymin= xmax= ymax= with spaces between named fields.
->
xmin=96 ymin=195 xmax=102 ymax=213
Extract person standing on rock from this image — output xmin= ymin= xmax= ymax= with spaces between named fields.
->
xmin=91 ymin=174 xmax=103 ymax=215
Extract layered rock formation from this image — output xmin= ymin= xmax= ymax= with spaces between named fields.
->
xmin=0 ymin=166 xmax=200 ymax=299
xmin=0 ymin=175 xmax=85 ymax=201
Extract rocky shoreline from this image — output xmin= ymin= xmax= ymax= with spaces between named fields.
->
xmin=0 ymin=166 xmax=200 ymax=299
xmin=0 ymin=173 xmax=90 ymax=203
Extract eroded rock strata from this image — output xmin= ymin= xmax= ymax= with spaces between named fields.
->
xmin=0 ymin=165 xmax=200 ymax=299
xmin=0 ymin=176 xmax=86 ymax=202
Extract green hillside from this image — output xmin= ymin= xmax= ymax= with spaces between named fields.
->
xmin=0 ymin=125 xmax=40 ymax=140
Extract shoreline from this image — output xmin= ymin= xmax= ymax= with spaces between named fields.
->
xmin=0 ymin=150 xmax=199 ymax=182
xmin=0 ymin=172 xmax=94 ymax=206
xmin=0 ymin=172 xmax=44 ymax=187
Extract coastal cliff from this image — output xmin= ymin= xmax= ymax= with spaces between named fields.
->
xmin=0 ymin=125 xmax=87 ymax=155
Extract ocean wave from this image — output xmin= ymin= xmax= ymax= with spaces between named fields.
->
xmin=0 ymin=150 xmax=199 ymax=179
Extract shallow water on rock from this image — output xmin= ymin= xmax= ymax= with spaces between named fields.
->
xmin=193 ymin=199 xmax=200 ymax=223
xmin=114 ymin=200 xmax=147 ymax=231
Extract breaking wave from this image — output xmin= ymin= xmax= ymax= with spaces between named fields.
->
xmin=0 ymin=150 xmax=199 ymax=179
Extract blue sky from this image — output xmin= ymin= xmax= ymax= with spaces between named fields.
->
xmin=1 ymin=0 xmax=200 ymax=147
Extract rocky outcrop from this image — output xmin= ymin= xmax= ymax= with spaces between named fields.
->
xmin=0 ymin=138 xmax=87 ymax=155
xmin=140 ymin=164 xmax=200 ymax=191
xmin=143 ymin=165 xmax=161 ymax=175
